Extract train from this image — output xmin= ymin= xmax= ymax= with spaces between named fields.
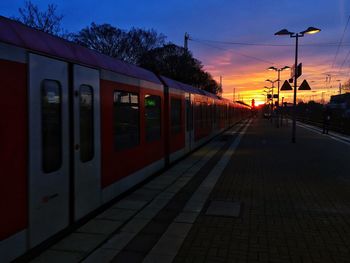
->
xmin=0 ymin=16 xmax=250 ymax=262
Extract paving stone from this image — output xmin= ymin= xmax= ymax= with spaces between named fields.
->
xmin=121 ymin=218 xmax=150 ymax=233
xmin=77 ymin=219 xmax=123 ymax=235
xmin=30 ymin=249 xmax=83 ymax=263
xmin=81 ymin=248 xmax=120 ymax=263
xmin=142 ymin=253 xmax=175 ymax=263
xmin=150 ymin=236 xmax=185 ymax=256
xmin=175 ymin=212 xmax=199 ymax=224
xmin=134 ymin=207 xmax=161 ymax=220
xmin=125 ymin=234 xmax=159 ymax=253
xmin=102 ymin=232 xmax=135 ymax=250
xmin=164 ymin=223 xmax=192 ymax=238
xmin=97 ymin=208 xmax=136 ymax=221
xmin=205 ymin=201 xmax=241 ymax=217
xmin=51 ymin=233 xmax=106 ymax=253
xmin=129 ymin=188 xmax=160 ymax=201
xmin=183 ymin=201 xmax=205 ymax=213
xmin=113 ymin=200 xmax=148 ymax=210
xmin=110 ymin=250 xmax=144 ymax=263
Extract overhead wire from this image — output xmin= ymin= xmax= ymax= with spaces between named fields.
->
xmin=191 ymin=38 xmax=276 ymax=64
xmin=191 ymin=37 xmax=350 ymax=47
xmin=190 ymin=31 xmax=350 ymax=92
xmin=336 ymin=49 xmax=350 ymax=77
xmin=330 ymin=15 xmax=350 ymax=69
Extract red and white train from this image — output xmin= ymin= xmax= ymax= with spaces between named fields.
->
xmin=0 ymin=16 xmax=250 ymax=262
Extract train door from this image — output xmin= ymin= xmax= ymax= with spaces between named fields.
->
xmin=185 ymin=93 xmax=193 ymax=151
xmin=73 ymin=65 xmax=101 ymax=220
xmin=29 ymin=54 xmax=70 ymax=247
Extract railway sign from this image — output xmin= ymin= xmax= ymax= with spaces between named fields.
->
xmin=291 ymin=63 xmax=302 ymax=79
xmin=298 ymin=79 xmax=311 ymax=90
xmin=280 ymin=80 xmax=293 ymax=91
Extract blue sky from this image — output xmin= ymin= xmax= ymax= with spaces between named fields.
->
xmin=1 ymin=0 xmax=349 ymax=103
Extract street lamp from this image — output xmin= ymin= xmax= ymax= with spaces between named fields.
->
xmin=267 ymin=66 xmax=290 ymax=127
xmin=275 ymin=26 xmax=321 ymax=143
xmin=265 ymin=79 xmax=277 ymax=122
xmin=268 ymin=66 xmax=290 ymax=107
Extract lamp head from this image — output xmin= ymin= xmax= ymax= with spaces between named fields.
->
xmin=301 ymin=27 xmax=321 ymax=35
xmin=268 ymin=66 xmax=277 ymax=71
xmin=275 ymin=29 xmax=293 ymax=36
xmin=281 ymin=66 xmax=290 ymax=71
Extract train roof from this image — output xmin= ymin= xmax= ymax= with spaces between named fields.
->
xmin=160 ymin=76 xmax=202 ymax=94
xmin=160 ymin=75 xmax=220 ymax=99
xmin=0 ymin=16 xmax=162 ymax=85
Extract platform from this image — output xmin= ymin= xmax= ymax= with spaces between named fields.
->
xmin=28 ymin=117 xmax=350 ymax=263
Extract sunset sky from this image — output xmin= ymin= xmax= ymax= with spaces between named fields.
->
xmin=2 ymin=0 xmax=349 ymax=105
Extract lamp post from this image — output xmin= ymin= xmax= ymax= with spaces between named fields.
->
xmin=267 ymin=66 xmax=290 ymax=127
xmin=266 ymin=79 xmax=277 ymax=123
xmin=275 ymin=27 xmax=321 ymax=143
xmin=268 ymin=66 xmax=290 ymax=107
xmin=336 ymin=79 xmax=342 ymax=94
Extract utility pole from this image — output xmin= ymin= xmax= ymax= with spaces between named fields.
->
xmin=184 ymin=32 xmax=190 ymax=51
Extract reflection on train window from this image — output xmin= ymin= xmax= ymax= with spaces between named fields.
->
xmin=80 ymin=85 xmax=94 ymax=162
xmin=145 ymin=95 xmax=161 ymax=142
xmin=114 ymin=90 xmax=139 ymax=150
xmin=41 ymin=79 xmax=62 ymax=173
xmin=171 ymin=98 xmax=181 ymax=134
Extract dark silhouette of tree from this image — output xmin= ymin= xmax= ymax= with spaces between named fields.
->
xmin=123 ymin=28 xmax=166 ymax=64
xmin=13 ymin=1 xmax=64 ymax=36
xmin=139 ymin=44 xmax=222 ymax=95
xmin=71 ymin=23 xmax=127 ymax=58
xmin=71 ymin=23 xmax=165 ymax=64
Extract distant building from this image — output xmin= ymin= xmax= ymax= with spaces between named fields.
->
xmin=329 ymin=93 xmax=350 ymax=110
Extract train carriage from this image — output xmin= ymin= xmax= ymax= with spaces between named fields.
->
xmin=0 ymin=16 xmax=250 ymax=262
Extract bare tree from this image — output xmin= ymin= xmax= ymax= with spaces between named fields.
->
xmin=139 ymin=44 xmax=221 ymax=95
xmin=71 ymin=23 xmax=127 ymax=58
xmin=14 ymin=1 xmax=64 ymax=36
xmin=124 ymin=28 xmax=166 ymax=64
xmin=71 ymin=23 xmax=165 ymax=64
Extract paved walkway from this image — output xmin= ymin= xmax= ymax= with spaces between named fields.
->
xmin=175 ymin=118 xmax=350 ymax=263
xmin=27 ymin=118 xmax=350 ymax=263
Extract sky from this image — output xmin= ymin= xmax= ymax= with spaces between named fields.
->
xmin=1 ymin=0 xmax=350 ymax=105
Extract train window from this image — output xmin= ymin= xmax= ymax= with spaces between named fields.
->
xmin=80 ymin=85 xmax=94 ymax=162
xmin=145 ymin=94 xmax=161 ymax=142
xmin=171 ymin=98 xmax=182 ymax=134
xmin=41 ymin=80 xmax=62 ymax=173
xmin=114 ymin=90 xmax=140 ymax=150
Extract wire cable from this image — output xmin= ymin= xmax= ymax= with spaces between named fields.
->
xmin=191 ymin=39 xmax=276 ymax=64
xmin=331 ymin=15 xmax=350 ymax=69
xmin=191 ymin=38 xmax=350 ymax=47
